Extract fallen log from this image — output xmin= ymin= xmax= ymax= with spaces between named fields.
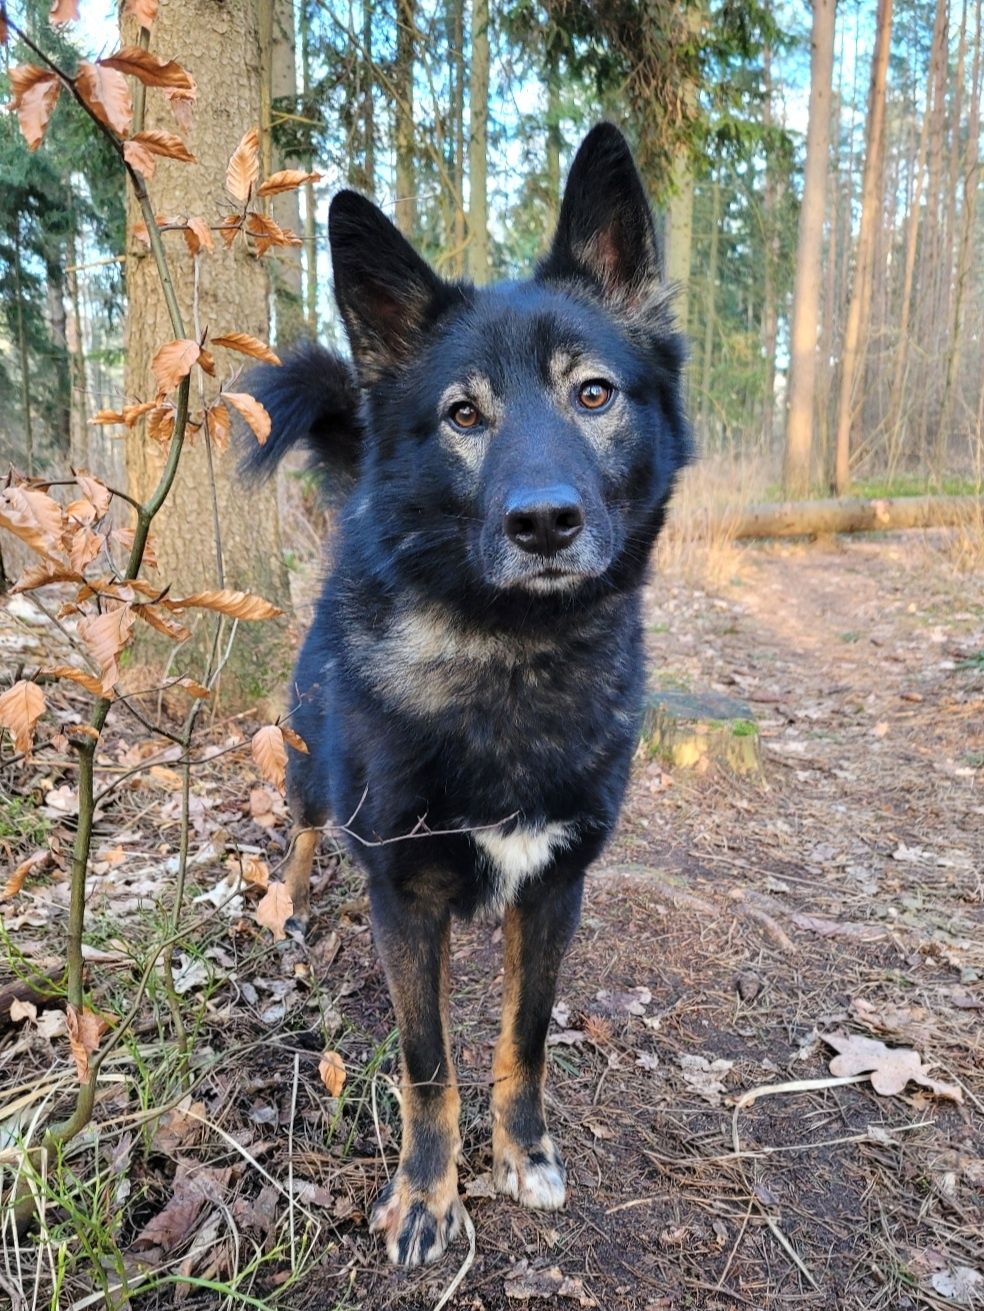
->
xmin=701 ymin=494 xmax=983 ymax=541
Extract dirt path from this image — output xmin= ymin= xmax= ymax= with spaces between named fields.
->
xmin=2 ymin=535 xmax=982 ymax=1311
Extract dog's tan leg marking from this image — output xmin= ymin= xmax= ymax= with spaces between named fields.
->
xmin=282 ymin=826 xmax=319 ymax=933
xmin=491 ymin=906 xmax=567 ymax=1211
xmin=369 ymin=904 xmax=467 ymax=1265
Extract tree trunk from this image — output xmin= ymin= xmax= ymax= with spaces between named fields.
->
xmin=122 ymin=0 xmax=290 ymax=704
xmin=45 ymin=255 xmax=72 ymax=459
xmin=698 ymin=175 xmax=720 ymax=438
xmin=66 ymin=212 xmax=89 ymax=468
xmin=300 ymin=0 xmax=318 ymax=327
xmin=545 ymin=49 xmax=562 ymax=232
xmin=783 ymin=0 xmax=837 ymax=497
xmin=467 ymin=0 xmax=490 ymax=283
xmin=832 ymin=0 xmax=894 ymax=494
xmin=394 ymin=0 xmax=416 ymax=235
xmin=450 ymin=0 xmax=466 ymax=273
xmin=665 ymin=162 xmax=694 ymax=333
xmin=13 ymin=221 xmax=34 ymax=476
xmin=263 ymin=0 xmax=305 ymax=344
xmin=362 ymin=0 xmax=375 ymax=194
xmin=760 ymin=45 xmax=779 ymax=452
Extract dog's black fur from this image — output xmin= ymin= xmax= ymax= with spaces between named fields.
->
xmin=246 ymin=123 xmax=690 ymax=1266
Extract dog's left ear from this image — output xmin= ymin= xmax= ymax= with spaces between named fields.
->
xmin=538 ymin=123 xmax=664 ymax=307
xmin=329 ymin=190 xmax=465 ymax=381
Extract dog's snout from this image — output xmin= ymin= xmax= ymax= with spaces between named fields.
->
xmin=503 ymin=488 xmax=585 ymax=556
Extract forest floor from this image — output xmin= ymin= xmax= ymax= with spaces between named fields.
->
xmin=2 ymin=530 xmax=983 ymax=1311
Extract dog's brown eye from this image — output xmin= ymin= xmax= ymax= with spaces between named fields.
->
xmin=448 ymin=401 xmax=481 ymax=430
xmin=577 ymin=380 xmax=614 ymax=411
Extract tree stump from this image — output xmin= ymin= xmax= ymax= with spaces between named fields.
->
xmin=641 ymin=690 xmax=762 ymax=776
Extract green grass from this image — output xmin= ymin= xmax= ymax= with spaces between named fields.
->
xmin=763 ymin=474 xmax=981 ymax=502
xmin=731 ymin=719 xmax=758 ymax=737
xmin=0 ymin=793 xmax=53 ymax=846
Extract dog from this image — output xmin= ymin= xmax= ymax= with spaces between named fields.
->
xmin=245 ymin=122 xmax=690 ymax=1267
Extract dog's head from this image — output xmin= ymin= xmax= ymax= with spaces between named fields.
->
xmin=331 ymin=123 xmax=690 ymax=606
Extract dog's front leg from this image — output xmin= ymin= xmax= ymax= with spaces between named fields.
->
xmin=492 ymin=875 xmax=584 ymax=1211
xmin=369 ymin=883 xmax=465 ymax=1266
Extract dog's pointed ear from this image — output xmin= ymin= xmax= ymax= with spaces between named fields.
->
xmin=538 ymin=123 xmax=664 ymax=304
xmin=329 ymin=191 xmax=465 ymax=380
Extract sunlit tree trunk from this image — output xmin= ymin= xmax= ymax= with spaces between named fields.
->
xmin=783 ymin=0 xmax=837 ymax=497
xmin=122 ymin=0 xmax=290 ymax=701
xmin=394 ymin=0 xmax=416 ymax=235
xmin=467 ymin=0 xmax=490 ymax=282
xmin=833 ymin=0 xmax=893 ymax=494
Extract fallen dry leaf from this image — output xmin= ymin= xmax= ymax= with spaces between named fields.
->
xmin=130 ymin=1160 xmax=231 ymax=1254
xmin=318 ymin=1050 xmax=346 ymax=1096
xmin=255 ymin=882 xmax=293 ymax=941
xmin=825 ymin=1031 xmax=962 ymax=1102
xmin=678 ymin=1054 xmax=734 ymax=1105
xmin=3 ymin=848 xmax=52 ymax=900
xmin=0 ymin=680 xmax=46 ymax=754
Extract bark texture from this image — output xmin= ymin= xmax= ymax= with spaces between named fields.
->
xmin=122 ymin=0 xmax=290 ymax=703
xmin=783 ymin=0 xmax=836 ymax=497
xmin=467 ymin=0 xmax=490 ymax=283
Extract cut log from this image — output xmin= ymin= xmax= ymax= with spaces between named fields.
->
xmin=641 ymin=690 xmax=762 ymax=776
xmin=703 ymin=494 xmax=983 ymax=541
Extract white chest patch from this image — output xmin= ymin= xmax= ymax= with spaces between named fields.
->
xmin=473 ymin=822 xmax=572 ymax=908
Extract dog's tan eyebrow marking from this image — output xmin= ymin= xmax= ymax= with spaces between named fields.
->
xmin=438 ymin=374 xmax=496 ymax=419
xmin=549 ymin=349 xmax=622 ymax=391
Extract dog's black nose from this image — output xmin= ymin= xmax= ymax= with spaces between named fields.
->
xmin=503 ymin=488 xmax=585 ymax=556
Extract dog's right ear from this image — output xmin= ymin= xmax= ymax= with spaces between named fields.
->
xmin=329 ymin=191 xmax=465 ymax=381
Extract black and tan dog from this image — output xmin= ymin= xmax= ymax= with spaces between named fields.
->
xmin=246 ymin=123 xmax=690 ymax=1266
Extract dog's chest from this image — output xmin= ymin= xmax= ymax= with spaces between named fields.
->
xmin=472 ymin=821 xmax=572 ymax=907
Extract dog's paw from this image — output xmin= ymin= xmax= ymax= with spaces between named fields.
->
xmin=493 ymin=1135 xmax=567 ymax=1211
xmin=369 ymin=1169 xmax=466 ymax=1266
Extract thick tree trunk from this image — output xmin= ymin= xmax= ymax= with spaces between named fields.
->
xmin=783 ymin=0 xmax=836 ymax=497
xmin=467 ymin=0 xmax=490 ymax=283
xmin=266 ymin=0 xmax=305 ymax=344
xmin=665 ymin=162 xmax=694 ymax=333
xmin=122 ymin=0 xmax=290 ymax=704
xmin=394 ymin=0 xmax=416 ymax=235
xmin=450 ymin=0 xmax=466 ymax=273
xmin=832 ymin=0 xmax=894 ymax=494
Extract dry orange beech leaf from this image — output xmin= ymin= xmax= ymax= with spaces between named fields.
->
xmin=241 ymin=854 xmax=269 ymax=889
xmin=172 ymin=676 xmax=210 ymax=699
xmin=206 ymin=402 xmax=231 ymax=453
xmin=3 ymin=849 xmax=53 ymax=901
xmin=43 ymin=665 xmax=108 ymax=698
xmin=185 ymin=216 xmax=214 ymax=255
xmin=66 ymin=1004 xmax=110 ymax=1084
xmin=0 ymin=681 xmax=46 ymax=754
xmin=69 ymin=524 xmax=104 ymax=574
xmin=210 ymin=333 xmax=281 ymax=366
xmin=78 ymin=604 xmax=137 ymax=694
xmin=124 ymin=138 xmax=158 ymax=179
xmin=151 ymin=338 xmax=201 ymax=394
xmin=255 ymin=882 xmax=293 ymax=942
xmin=167 ymin=588 xmax=282 ymax=620
xmin=226 ymin=126 xmax=259 ymax=203
xmin=223 ymin=391 xmax=272 ymax=444
xmin=123 ymin=0 xmax=159 ymax=29
xmin=147 ymin=403 xmax=176 ymax=444
xmin=257 ymin=168 xmax=323 ymax=197
xmin=164 ymin=85 xmax=196 ymax=134
xmin=0 ymin=484 xmax=65 ymax=557
xmin=218 ymin=213 xmax=244 ymax=247
xmin=129 ymin=128 xmax=195 ymax=162
xmin=133 ymin=603 xmax=192 ymax=642
xmin=826 ymin=1031 xmax=962 ymax=1102
xmin=252 ymin=724 xmax=288 ymax=791
xmin=75 ymin=61 xmax=133 ymax=136
xmin=99 ymin=47 xmax=194 ymax=90
xmin=318 ymin=1051 xmax=347 ymax=1097
xmin=11 ymin=562 xmax=84 ymax=593
xmin=89 ymin=408 xmax=126 ymax=425
xmin=74 ymin=471 xmax=112 ymax=518
xmin=8 ymin=65 xmax=62 ymax=150
xmin=49 ymin=0 xmax=80 ymax=23
xmin=280 ymin=725 xmax=309 ymax=754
